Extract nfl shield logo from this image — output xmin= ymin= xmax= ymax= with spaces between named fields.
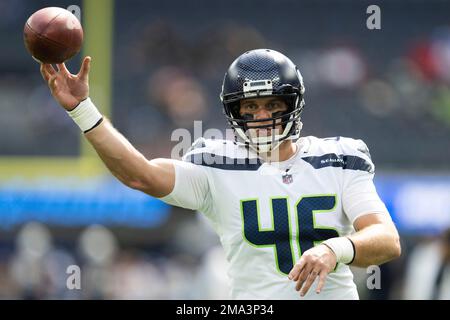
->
xmin=282 ymin=172 xmax=293 ymax=184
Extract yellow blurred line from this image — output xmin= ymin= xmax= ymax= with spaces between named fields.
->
xmin=0 ymin=157 xmax=106 ymax=179
xmin=81 ymin=0 xmax=114 ymax=158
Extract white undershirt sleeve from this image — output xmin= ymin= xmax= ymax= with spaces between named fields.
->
xmin=342 ymin=170 xmax=391 ymax=225
xmin=158 ymin=159 xmax=211 ymax=212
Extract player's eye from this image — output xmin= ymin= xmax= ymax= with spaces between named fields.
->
xmin=267 ymin=102 xmax=281 ymax=111
xmin=244 ymin=104 xmax=259 ymax=111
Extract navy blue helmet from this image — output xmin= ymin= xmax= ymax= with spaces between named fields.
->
xmin=220 ymin=49 xmax=305 ymax=152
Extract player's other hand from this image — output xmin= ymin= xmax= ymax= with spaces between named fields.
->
xmin=288 ymin=244 xmax=337 ymax=297
xmin=39 ymin=56 xmax=91 ymax=111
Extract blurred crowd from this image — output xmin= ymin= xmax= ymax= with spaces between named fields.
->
xmin=1 ymin=220 xmax=450 ymax=300
xmin=0 ymin=217 xmax=230 ymax=299
xmin=111 ymin=1 xmax=450 ymax=169
xmin=1 ymin=0 xmax=449 ymax=167
xmin=0 ymin=0 xmax=450 ymax=299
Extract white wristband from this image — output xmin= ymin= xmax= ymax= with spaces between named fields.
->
xmin=322 ymin=237 xmax=355 ymax=265
xmin=67 ymin=97 xmax=103 ymax=132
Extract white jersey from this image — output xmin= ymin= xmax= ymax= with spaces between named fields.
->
xmin=160 ymin=136 xmax=390 ymax=300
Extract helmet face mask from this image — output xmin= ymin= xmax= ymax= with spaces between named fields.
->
xmin=220 ymin=49 xmax=305 ymax=153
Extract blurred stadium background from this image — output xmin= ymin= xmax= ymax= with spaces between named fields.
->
xmin=1 ymin=0 xmax=450 ymax=299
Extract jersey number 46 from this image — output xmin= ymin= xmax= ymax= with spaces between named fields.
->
xmin=241 ymin=195 xmax=339 ymax=275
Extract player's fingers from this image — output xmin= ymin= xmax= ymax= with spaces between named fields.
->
xmin=40 ymin=64 xmax=50 ymax=82
xmin=57 ymin=63 xmax=71 ymax=76
xmin=295 ymin=264 xmax=312 ymax=291
xmin=300 ymin=269 xmax=320 ymax=297
xmin=288 ymin=258 xmax=306 ymax=281
xmin=49 ymin=74 xmax=57 ymax=89
xmin=78 ymin=56 xmax=91 ymax=81
xmin=315 ymin=270 xmax=328 ymax=294
xmin=42 ymin=63 xmax=57 ymax=76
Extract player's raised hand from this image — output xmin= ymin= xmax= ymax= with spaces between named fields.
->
xmin=40 ymin=56 xmax=91 ymax=111
xmin=288 ymin=244 xmax=337 ymax=297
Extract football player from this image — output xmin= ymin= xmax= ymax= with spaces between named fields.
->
xmin=40 ymin=49 xmax=401 ymax=299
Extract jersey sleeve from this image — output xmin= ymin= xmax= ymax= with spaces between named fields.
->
xmin=158 ymin=138 xmax=212 ymax=213
xmin=340 ymin=138 xmax=391 ymax=224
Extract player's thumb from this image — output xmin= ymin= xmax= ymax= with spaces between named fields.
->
xmin=79 ymin=56 xmax=91 ymax=81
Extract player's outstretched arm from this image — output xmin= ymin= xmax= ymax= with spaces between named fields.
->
xmin=40 ymin=57 xmax=175 ymax=198
xmin=84 ymin=118 xmax=175 ymax=197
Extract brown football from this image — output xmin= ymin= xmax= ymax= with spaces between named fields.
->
xmin=23 ymin=7 xmax=83 ymax=64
